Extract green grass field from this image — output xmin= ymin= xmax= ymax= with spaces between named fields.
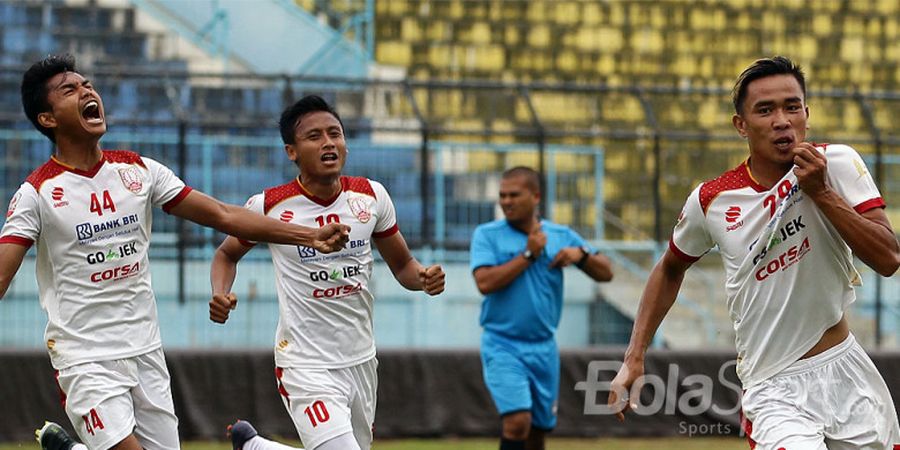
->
xmin=4 ymin=437 xmax=748 ymax=450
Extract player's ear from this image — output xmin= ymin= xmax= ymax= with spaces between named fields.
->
xmin=732 ymin=114 xmax=747 ymax=138
xmin=284 ymin=144 xmax=298 ymax=162
xmin=37 ymin=111 xmax=57 ymax=130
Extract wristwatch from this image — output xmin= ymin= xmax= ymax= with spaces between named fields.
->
xmin=576 ymin=246 xmax=592 ymax=268
xmin=522 ymin=249 xmax=538 ymax=263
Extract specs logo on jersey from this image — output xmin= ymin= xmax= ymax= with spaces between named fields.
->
xmin=755 ymin=237 xmax=811 ymax=281
xmin=280 ymin=210 xmax=294 ymax=222
xmin=118 ymin=165 xmax=144 ymax=194
xmin=6 ymin=192 xmax=21 ymax=218
xmin=347 ymin=196 xmax=372 ymax=223
xmin=309 ymin=264 xmax=363 ymax=282
xmin=725 ymin=206 xmax=744 ymax=232
xmin=725 ymin=206 xmax=741 ymax=223
xmin=51 ymin=187 xmax=70 ymax=208
xmin=313 ymin=282 xmax=363 ymax=299
xmin=90 ymin=261 xmax=141 ymax=283
xmin=86 ymin=242 xmax=138 ymax=264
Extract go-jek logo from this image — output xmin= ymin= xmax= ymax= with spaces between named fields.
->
xmin=752 ymin=216 xmax=806 ymax=265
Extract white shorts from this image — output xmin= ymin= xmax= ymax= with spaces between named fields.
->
xmin=276 ymin=358 xmax=377 ymax=450
xmin=55 ymin=348 xmax=179 ymax=450
xmin=743 ymin=334 xmax=900 ymax=450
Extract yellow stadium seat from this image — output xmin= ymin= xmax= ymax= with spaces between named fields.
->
xmin=553 ymin=202 xmax=574 ymax=225
xmin=505 ymin=151 xmax=539 ymax=168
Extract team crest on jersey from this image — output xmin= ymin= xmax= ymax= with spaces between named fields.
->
xmin=6 ymin=192 xmax=21 ymax=218
xmin=347 ymin=195 xmax=373 ymax=223
xmin=118 ymin=165 xmax=144 ymax=193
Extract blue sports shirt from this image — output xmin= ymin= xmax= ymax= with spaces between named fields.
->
xmin=470 ymin=219 xmax=594 ymax=341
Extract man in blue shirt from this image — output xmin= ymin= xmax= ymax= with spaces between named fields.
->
xmin=470 ymin=166 xmax=613 ymax=450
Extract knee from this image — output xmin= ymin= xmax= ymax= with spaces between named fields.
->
xmin=502 ymin=412 xmax=532 ymax=440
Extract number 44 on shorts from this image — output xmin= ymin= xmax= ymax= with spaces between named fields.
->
xmin=82 ymin=408 xmax=105 ymax=436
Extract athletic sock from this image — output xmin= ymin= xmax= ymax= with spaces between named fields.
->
xmin=242 ymin=436 xmax=301 ymax=450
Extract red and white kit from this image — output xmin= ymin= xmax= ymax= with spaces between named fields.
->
xmin=670 ymin=144 xmax=899 ymax=448
xmin=239 ymin=176 xmax=398 ymax=449
xmin=1 ymin=150 xmax=190 ymax=448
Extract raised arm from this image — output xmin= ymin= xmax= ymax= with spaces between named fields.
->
xmin=607 ymin=249 xmax=693 ymax=421
xmin=168 ymin=190 xmax=349 ymax=253
xmin=0 ymin=243 xmax=29 ymax=300
xmin=209 ymin=236 xmax=253 ymax=324
xmin=374 ymin=231 xmax=444 ymax=295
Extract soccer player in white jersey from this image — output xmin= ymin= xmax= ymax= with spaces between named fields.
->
xmin=0 ymin=54 xmax=349 ymax=450
xmin=208 ymin=95 xmax=446 ymax=450
xmin=607 ymin=56 xmax=900 ymax=449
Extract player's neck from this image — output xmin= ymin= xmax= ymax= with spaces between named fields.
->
xmin=509 ymin=216 xmax=539 ymax=234
xmin=53 ymin=135 xmax=103 ymax=171
xmin=747 ymin=156 xmax=792 ymax=189
xmin=299 ymin=174 xmax=342 ymax=200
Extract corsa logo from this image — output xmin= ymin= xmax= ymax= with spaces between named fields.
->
xmin=755 ymin=237 xmax=811 ymax=281
xmin=90 ymin=262 xmax=140 ymax=282
xmin=313 ymin=283 xmax=362 ymax=299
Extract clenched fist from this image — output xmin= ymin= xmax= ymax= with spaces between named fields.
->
xmin=313 ymin=223 xmax=351 ymax=253
xmin=209 ymin=292 xmax=237 ymax=324
xmin=418 ymin=265 xmax=446 ymax=295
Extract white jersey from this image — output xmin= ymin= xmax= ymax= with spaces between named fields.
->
xmin=670 ymin=144 xmax=883 ymax=387
xmin=1 ymin=151 xmax=191 ymax=369
xmin=240 ymin=176 xmax=398 ymax=369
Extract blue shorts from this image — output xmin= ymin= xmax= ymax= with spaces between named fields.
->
xmin=480 ymin=331 xmax=559 ymax=430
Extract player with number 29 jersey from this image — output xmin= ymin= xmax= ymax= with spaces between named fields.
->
xmin=238 ymin=176 xmax=398 ymax=369
xmin=670 ymin=144 xmax=881 ymax=387
xmin=1 ymin=150 xmax=191 ymax=370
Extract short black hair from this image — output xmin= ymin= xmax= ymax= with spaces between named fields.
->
xmin=732 ymin=56 xmax=806 ymax=115
xmin=21 ymin=54 xmax=77 ymax=143
xmin=279 ymin=95 xmax=344 ymax=145
xmin=502 ymin=166 xmax=541 ymax=194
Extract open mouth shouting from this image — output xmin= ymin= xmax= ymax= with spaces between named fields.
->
xmin=81 ymin=99 xmax=104 ymax=125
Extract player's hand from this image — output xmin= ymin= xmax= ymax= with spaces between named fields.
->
xmin=527 ymin=223 xmax=547 ymax=255
xmin=313 ymin=223 xmax=351 ymax=253
xmin=209 ymin=292 xmax=238 ymax=324
xmin=792 ymin=142 xmax=829 ymax=198
xmin=607 ymin=359 xmax=643 ymax=422
xmin=418 ymin=264 xmax=445 ymax=295
xmin=550 ymin=247 xmax=584 ymax=268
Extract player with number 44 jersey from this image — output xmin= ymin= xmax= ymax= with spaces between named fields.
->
xmin=0 ymin=55 xmax=348 ymax=450
xmin=209 ymin=95 xmax=445 ymax=450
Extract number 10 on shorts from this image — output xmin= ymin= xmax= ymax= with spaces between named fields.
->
xmin=304 ymin=400 xmax=330 ymax=427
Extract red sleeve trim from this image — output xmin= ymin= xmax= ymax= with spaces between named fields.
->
xmin=854 ymin=197 xmax=885 ymax=214
xmin=668 ymin=238 xmax=701 ymax=263
xmin=0 ymin=235 xmax=34 ymax=247
xmin=162 ymin=186 xmax=193 ymax=213
xmin=237 ymin=239 xmax=256 ymax=247
xmin=373 ymin=223 xmax=400 ymax=239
